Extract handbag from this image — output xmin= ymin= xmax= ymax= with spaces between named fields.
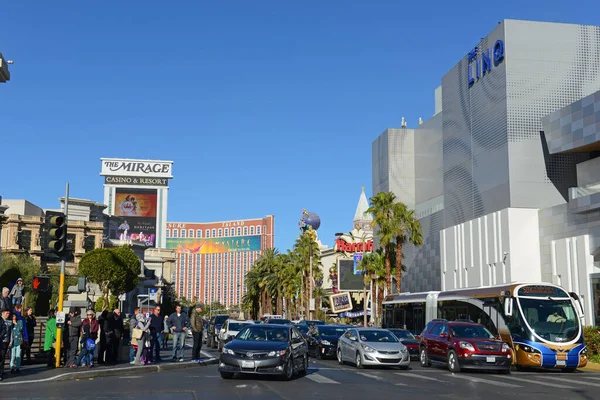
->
xmin=132 ymin=328 xmax=143 ymax=340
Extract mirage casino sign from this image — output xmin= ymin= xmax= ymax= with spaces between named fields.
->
xmin=100 ymin=158 xmax=174 ymax=179
xmin=467 ymin=39 xmax=505 ymax=87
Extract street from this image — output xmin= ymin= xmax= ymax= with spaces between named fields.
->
xmin=1 ymin=348 xmax=598 ymax=400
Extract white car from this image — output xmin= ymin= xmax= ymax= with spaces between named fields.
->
xmin=217 ymin=319 xmax=255 ymax=351
xmin=337 ymin=327 xmax=410 ymax=369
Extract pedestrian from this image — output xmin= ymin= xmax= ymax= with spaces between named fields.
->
xmin=0 ymin=308 xmax=11 ymax=381
xmin=9 ymin=278 xmax=25 ymax=306
xmin=24 ymin=307 xmax=36 ymax=364
xmin=9 ymin=312 xmax=24 ymax=373
xmin=190 ymin=304 xmax=204 ymax=363
xmin=162 ymin=315 xmax=169 ymax=349
xmin=0 ymin=288 xmax=11 ymax=312
xmin=106 ymin=308 xmax=123 ymax=364
xmin=129 ymin=307 xmax=140 ymax=363
xmin=148 ymin=305 xmax=163 ymax=363
xmin=12 ymin=304 xmax=29 ymax=346
xmin=44 ymin=309 xmax=57 ymax=368
xmin=167 ymin=304 xmax=189 ymax=362
xmin=76 ymin=321 xmax=94 ymax=368
xmin=66 ymin=309 xmax=82 ymax=368
xmin=133 ymin=313 xmax=151 ymax=366
xmin=80 ymin=310 xmax=99 ymax=366
xmin=98 ymin=310 xmax=109 ymax=364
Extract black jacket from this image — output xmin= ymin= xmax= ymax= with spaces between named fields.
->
xmin=107 ymin=312 xmax=124 ymax=338
xmin=0 ymin=297 xmax=11 ymax=312
xmin=0 ymin=317 xmax=10 ymax=344
xmin=68 ymin=315 xmax=83 ymax=337
xmin=167 ymin=312 xmax=190 ymax=333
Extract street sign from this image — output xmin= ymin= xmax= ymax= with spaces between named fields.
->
xmin=149 ymin=288 xmax=157 ymax=301
xmin=56 ymin=311 xmax=66 ymax=324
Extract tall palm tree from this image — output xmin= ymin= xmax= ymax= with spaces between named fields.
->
xmin=293 ymin=230 xmax=321 ymax=318
xmin=391 ymin=202 xmax=423 ymax=294
xmin=242 ymin=268 xmax=261 ymax=319
xmin=357 ymin=248 xmax=387 ymax=324
xmin=367 ymin=191 xmax=396 ymax=294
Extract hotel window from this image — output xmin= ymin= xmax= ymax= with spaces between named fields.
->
xmin=172 ymin=229 xmax=179 ymax=238
xmin=181 ymin=229 xmax=186 ymax=238
xmin=196 ymin=229 xmax=202 ymax=238
xmin=243 ymin=226 xmax=248 ymax=235
xmin=224 ymin=228 xmax=229 ymax=237
xmin=237 ymin=227 xmax=241 ymax=236
xmin=212 ymin=229 xmax=216 ymax=237
xmin=205 ymin=229 xmax=210 ymax=238
xmin=166 ymin=229 xmax=171 ymax=238
xmin=188 ymin=229 xmax=194 ymax=238
xmin=256 ymin=226 xmax=261 ymax=235
xmin=250 ymin=226 xmax=254 ymax=235
xmin=218 ymin=228 xmax=222 ymax=237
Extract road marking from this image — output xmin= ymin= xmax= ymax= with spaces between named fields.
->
xmin=395 ymin=372 xmax=445 ymax=382
xmin=118 ymin=376 xmax=142 ymax=379
xmin=499 ymin=375 xmax=576 ymax=389
xmin=583 ymin=376 xmax=600 ymax=381
xmin=395 ymin=383 xmax=408 ymax=386
xmin=549 ymin=376 xmax=600 ymax=388
xmin=444 ymin=374 xmax=522 ymax=388
xmin=355 ymin=371 xmax=387 ymax=381
xmin=305 ymin=373 xmax=340 ymax=384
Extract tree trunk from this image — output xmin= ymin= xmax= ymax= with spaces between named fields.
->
xmin=395 ymin=239 xmax=403 ymax=294
xmin=370 ymin=277 xmax=376 ymax=324
xmin=276 ymin=294 xmax=282 ymax=315
xmin=385 ymin=245 xmax=392 ymax=294
xmin=304 ymin=271 xmax=310 ymax=319
xmin=377 ymin=286 xmax=384 ymax=324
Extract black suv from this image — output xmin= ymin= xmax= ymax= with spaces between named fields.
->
xmin=207 ymin=314 xmax=230 ymax=348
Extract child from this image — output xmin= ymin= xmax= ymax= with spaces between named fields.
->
xmin=9 ymin=312 xmax=23 ymax=373
xmin=76 ymin=323 xmax=94 ymax=368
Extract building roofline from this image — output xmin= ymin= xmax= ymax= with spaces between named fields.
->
xmin=168 ymin=215 xmax=274 ymax=225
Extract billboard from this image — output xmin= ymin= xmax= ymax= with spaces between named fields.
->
xmin=338 ymin=258 xmax=364 ymax=291
xmin=330 ymin=292 xmax=353 ymax=313
xmin=166 ymin=235 xmax=261 ymax=254
xmin=113 ymin=188 xmax=157 ymax=247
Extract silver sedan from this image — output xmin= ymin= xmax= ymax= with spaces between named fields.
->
xmin=337 ymin=328 xmax=410 ymax=369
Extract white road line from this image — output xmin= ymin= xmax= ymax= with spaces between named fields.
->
xmin=355 ymin=371 xmax=387 ymax=381
xmin=118 ymin=376 xmax=142 ymax=379
xmin=395 ymin=372 xmax=445 ymax=382
xmin=444 ymin=374 xmax=522 ymax=388
xmin=499 ymin=375 xmax=576 ymax=389
xmin=549 ymin=376 xmax=600 ymax=388
xmin=305 ymin=373 xmax=340 ymax=384
xmin=395 ymin=383 xmax=408 ymax=386
xmin=200 ymin=350 xmax=215 ymax=359
xmin=583 ymin=376 xmax=600 ymax=381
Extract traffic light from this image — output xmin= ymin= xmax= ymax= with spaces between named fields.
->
xmin=77 ymin=276 xmax=87 ymax=293
xmin=47 ymin=212 xmax=67 ymax=256
xmin=32 ymin=276 xmax=51 ymax=293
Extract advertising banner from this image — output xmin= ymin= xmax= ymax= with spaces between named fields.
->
xmin=338 ymin=258 xmax=364 ymax=291
xmin=166 ymin=235 xmax=261 ymax=254
xmin=330 ymin=292 xmax=353 ymax=313
xmin=113 ymin=188 xmax=157 ymax=247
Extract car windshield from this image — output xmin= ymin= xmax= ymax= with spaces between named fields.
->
xmin=214 ymin=316 xmax=229 ymax=324
xmin=319 ymin=326 xmax=348 ymax=336
xmin=293 ymin=325 xmax=309 ymax=335
xmin=390 ymin=330 xmax=416 ymax=340
xmin=236 ymin=326 xmax=289 ymax=342
xmin=450 ymin=325 xmax=494 ymax=339
xmin=359 ymin=330 xmax=398 ymax=343
xmin=517 ymin=297 xmax=580 ymax=343
xmin=229 ymin=322 xmax=249 ymax=331
xmin=267 ymin=319 xmax=291 ymax=325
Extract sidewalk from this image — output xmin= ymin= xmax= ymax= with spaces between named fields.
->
xmin=0 ymin=338 xmax=218 ymax=385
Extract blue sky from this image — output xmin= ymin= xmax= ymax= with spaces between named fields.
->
xmin=1 ymin=1 xmax=597 ymax=251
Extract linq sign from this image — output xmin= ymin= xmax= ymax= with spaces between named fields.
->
xmin=335 ymin=238 xmax=374 ymax=253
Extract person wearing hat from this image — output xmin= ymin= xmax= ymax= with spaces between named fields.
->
xmin=0 ymin=308 xmax=12 ymax=381
xmin=190 ymin=303 xmax=204 ymax=363
xmin=9 ymin=278 xmax=25 ymax=306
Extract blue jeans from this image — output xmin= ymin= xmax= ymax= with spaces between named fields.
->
xmin=149 ymin=332 xmax=161 ymax=362
xmin=12 ymin=297 xmax=22 ymax=305
xmin=77 ymin=347 xmax=93 ymax=366
xmin=129 ymin=343 xmax=135 ymax=363
xmin=172 ymin=332 xmax=185 ymax=360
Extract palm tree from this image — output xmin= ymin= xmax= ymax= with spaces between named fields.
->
xmin=367 ymin=191 xmax=396 ymax=294
xmin=293 ymin=230 xmax=321 ymax=318
xmin=391 ymin=202 xmax=423 ymax=294
xmin=357 ymin=249 xmax=387 ymax=324
xmin=242 ymin=268 xmax=261 ymax=319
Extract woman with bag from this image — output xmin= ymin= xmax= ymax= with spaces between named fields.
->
xmin=76 ymin=321 xmax=95 ymax=368
xmin=132 ymin=313 xmax=150 ymax=366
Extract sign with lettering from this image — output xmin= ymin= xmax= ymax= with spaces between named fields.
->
xmin=468 ymin=39 xmax=504 ymax=87
xmin=100 ymin=158 xmax=173 ymax=178
xmin=335 ymin=237 xmax=374 ymax=253
xmin=104 ymin=176 xmax=169 ymax=187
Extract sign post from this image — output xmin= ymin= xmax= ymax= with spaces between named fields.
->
xmin=55 ymin=183 xmax=69 ymax=368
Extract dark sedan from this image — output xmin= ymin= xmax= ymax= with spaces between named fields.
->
xmin=388 ymin=329 xmax=419 ymax=360
xmin=307 ymin=325 xmax=350 ymax=359
xmin=219 ymin=324 xmax=309 ymax=380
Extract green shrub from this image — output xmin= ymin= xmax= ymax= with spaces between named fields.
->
xmin=584 ymin=326 xmax=600 ymax=362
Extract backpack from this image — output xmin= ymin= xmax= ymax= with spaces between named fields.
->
xmin=85 ymin=338 xmax=96 ymax=351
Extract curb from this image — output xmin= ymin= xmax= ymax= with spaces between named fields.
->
xmin=0 ymin=358 xmax=219 ymax=386
xmin=581 ymin=362 xmax=600 ymax=372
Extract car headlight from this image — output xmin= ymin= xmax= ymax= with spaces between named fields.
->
xmin=223 ymin=348 xmax=235 ymax=355
xmin=321 ymin=340 xmax=331 ymax=346
xmin=267 ymin=350 xmax=287 ymax=357
xmin=459 ymin=341 xmax=475 ymax=351
xmin=400 ymin=347 xmax=408 ymax=354
xmin=361 ymin=345 xmax=375 ymax=352
xmin=502 ymin=343 xmax=511 ymax=352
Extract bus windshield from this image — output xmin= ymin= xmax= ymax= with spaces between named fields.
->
xmin=517 ymin=297 xmax=580 ymax=343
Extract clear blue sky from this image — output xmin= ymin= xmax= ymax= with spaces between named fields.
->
xmin=1 ymin=1 xmax=598 ymax=251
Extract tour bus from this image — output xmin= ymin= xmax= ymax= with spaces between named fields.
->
xmin=382 ymin=282 xmax=588 ymax=371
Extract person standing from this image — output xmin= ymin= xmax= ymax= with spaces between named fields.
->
xmin=148 ymin=306 xmax=162 ymax=363
xmin=24 ymin=307 xmax=36 ymax=364
xmin=106 ymin=309 xmax=123 ymax=364
xmin=66 ymin=309 xmax=82 ymax=368
xmin=9 ymin=312 xmax=24 ymax=373
xmin=162 ymin=315 xmax=169 ymax=349
xmin=167 ymin=304 xmax=189 ymax=362
xmin=129 ymin=307 xmax=140 ymax=363
xmin=0 ymin=288 xmax=11 ymax=312
xmin=190 ymin=304 xmax=204 ymax=363
xmin=9 ymin=278 xmax=25 ymax=305
xmin=97 ymin=310 xmax=109 ymax=364
xmin=0 ymin=308 xmax=12 ymax=381
xmin=133 ymin=313 xmax=151 ymax=365
xmin=44 ymin=309 xmax=57 ymax=368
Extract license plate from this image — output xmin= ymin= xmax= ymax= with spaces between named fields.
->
xmin=241 ymin=360 xmax=255 ymax=368
xmin=486 ymin=356 xmax=496 ymax=363
xmin=556 ymin=360 xmax=566 ymax=366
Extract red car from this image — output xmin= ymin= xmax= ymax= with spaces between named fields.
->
xmin=419 ymin=319 xmax=512 ymax=373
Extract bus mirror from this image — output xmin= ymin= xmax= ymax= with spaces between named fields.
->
xmin=504 ymin=297 xmax=513 ymax=317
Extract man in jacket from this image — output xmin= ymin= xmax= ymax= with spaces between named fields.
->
xmin=106 ymin=309 xmax=123 ymax=364
xmin=0 ymin=288 xmax=11 ymax=312
xmin=66 ymin=309 xmax=82 ymax=367
xmin=167 ymin=304 xmax=189 ymax=362
xmin=148 ymin=305 xmax=163 ymax=363
xmin=190 ymin=304 xmax=204 ymax=363
xmin=0 ymin=308 xmax=11 ymax=381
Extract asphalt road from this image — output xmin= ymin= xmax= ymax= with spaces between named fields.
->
xmin=2 ymin=349 xmax=599 ymax=400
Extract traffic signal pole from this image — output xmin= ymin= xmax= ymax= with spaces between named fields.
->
xmin=54 ymin=183 xmax=69 ymax=368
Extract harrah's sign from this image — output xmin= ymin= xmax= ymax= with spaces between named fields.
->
xmin=335 ymin=238 xmax=374 ymax=253
xmin=100 ymin=158 xmax=173 ymax=179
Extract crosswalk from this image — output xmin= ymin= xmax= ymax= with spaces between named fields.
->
xmin=302 ymin=365 xmax=600 ymax=391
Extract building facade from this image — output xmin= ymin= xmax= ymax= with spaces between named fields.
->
xmin=372 ymin=19 xmax=600 ymax=326
xmin=166 ymin=216 xmax=275 ymax=307
xmin=101 ymin=158 xmax=173 ymax=248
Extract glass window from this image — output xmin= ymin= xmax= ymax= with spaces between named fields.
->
xmin=256 ymin=226 xmax=261 ymax=234
xmin=224 ymin=228 xmax=229 ymax=237
xmin=172 ymin=229 xmax=179 ymax=238
xmin=237 ymin=227 xmax=241 ymax=236
xmin=450 ymin=325 xmax=494 ymax=339
xmin=166 ymin=229 xmax=170 ymax=238
xmin=250 ymin=226 xmax=254 ymax=235
xmin=188 ymin=229 xmax=194 ymax=238
xmin=181 ymin=229 xmax=186 ymax=238
xmin=212 ymin=229 xmax=216 ymax=237
xmin=196 ymin=229 xmax=202 ymax=238
xmin=218 ymin=228 xmax=222 ymax=237
xmin=243 ymin=226 xmax=248 ymax=235
xmin=358 ymin=330 xmax=398 ymax=342
xmin=206 ymin=229 xmax=210 ymax=238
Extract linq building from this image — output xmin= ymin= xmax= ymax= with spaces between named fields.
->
xmin=100 ymin=158 xmax=173 ymax=248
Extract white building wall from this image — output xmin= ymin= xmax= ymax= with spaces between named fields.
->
xmin=441 ymin=208 xmax=541 ymax=291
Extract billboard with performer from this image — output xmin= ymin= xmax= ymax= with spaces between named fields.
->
xmin=330 ymin=292 xmax=353 ymax=313
xmin=113 ymin=188 xmax=158 ymax=247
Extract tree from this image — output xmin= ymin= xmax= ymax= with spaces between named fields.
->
xmin=357 ymin=249 xmax=387 ymax=324
xmin=292 ymin=230 xmax=321 ymax=319
xmin=0 ymin=254 xmax=41 ymax=314
xmin=391 ymin=202 xmax=423 ymax=294
xmin=367 ymin=191 xmax=396 ymax=294
xmin=78 ymin=246 xmax=140 ymax=309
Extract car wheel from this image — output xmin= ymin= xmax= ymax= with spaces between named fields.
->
xmin=447 ymin=350 xmax=461 ymax=373
xmin=220 ymin=372 xmax=234 ymax=379
xmin=355 ymin=352 xmax=364 ymax=369
xmin=337 ymin=348 xmax=343 ymax=365
xmin=299 ymin=355 xmax=308 ymax=376
xmin=420 ymin=347 xmax=430 ymax=367
xmin=280 ymin=358 xmax=294 ymax=381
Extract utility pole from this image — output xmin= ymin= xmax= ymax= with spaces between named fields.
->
xmin=55 ymin=183 xmax=69 ymax=367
